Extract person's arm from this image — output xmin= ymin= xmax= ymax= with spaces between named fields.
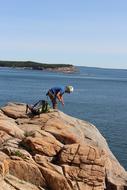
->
xmin=56 ymin=92 xmax=64 ymax=106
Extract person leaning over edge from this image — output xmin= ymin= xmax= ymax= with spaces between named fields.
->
xmin=46 ymin=86 xmax=74 ymax=109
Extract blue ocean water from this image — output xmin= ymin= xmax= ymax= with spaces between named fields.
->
xmin=0 ymin=66 xmax=127 ymax=169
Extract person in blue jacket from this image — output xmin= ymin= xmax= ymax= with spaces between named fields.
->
xmin=46 ymin=86 xmax=74 ymax=109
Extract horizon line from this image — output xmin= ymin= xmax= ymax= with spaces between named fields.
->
xmin=0 ymin=59 xmax=127 ymax=71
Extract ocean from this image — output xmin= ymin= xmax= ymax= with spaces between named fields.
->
xmin=0 ymin=66 xmax=127 ymax=170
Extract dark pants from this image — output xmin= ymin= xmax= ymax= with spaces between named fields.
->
xmin=46 ymin=90 xmax=57 ymax=109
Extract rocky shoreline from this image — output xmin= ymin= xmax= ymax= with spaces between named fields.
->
xmin=0 ymin=61 xmax=77 ymax=73
xmin=44 ymin=65 xmax=77 ymax=73
xmin=0 ymin=102 xmax=127 ymax=190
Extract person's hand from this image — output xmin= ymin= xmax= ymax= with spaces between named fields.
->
xmin=61 ymin=101 xmax=64 ymax=106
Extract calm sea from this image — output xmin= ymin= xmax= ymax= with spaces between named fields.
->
xmin=0 ymin=66 xmax=127 ymax=169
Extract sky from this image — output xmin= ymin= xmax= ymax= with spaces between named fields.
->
xmin=0 ymin=0 xmax=127 ymax=69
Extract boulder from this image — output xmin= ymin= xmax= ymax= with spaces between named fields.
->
xmin=0 ymin=118 xmax=24 ymax=139
xmin=58 ymin=143 xmax=106 ymax=189
xmin=0 ymin=130 xmax=11 ymax=144
xmin=0 ymin=102 xmax=126 ymax=190
xmin=22 ymin=130 xmax=63 ymax=156
xmin=43 ymin=117 xmax=79 ymax=144
xmin=1 ymin=102 xmax=27 ymax=119
xmin=0 ymin=151 xmax=9 ymax=178
xmin=39 ymin=166 xmax=72 ymax=190
xmin=4 ymin=174 xmax=42 ymax=190
xmin=8 ymin=159 xmax=46 ymax=187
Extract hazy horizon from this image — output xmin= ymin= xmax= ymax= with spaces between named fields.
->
xmin=1 ymin=59 xmax=127 ymax=71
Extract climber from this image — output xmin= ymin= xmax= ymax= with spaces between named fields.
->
xmin=46 ymin=86 xmax=74 ymax=109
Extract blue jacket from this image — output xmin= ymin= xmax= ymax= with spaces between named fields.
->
xmin=50 ymin=86 xmax=65 ymax=96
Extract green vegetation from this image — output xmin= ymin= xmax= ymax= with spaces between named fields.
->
xmin=0 ymin=60 xmax=73 ymax=70
xmin=14 ymin=150 xmax=26 ymax=159
xmin=24 ymin=131 xmax=34 ymax=137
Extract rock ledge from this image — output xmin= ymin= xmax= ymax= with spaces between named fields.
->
xmin=0 ymin=102 xmax=127 ymax=190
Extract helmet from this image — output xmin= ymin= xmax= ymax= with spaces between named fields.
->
xmin=65 ymin=86 xmax=74 ymax=93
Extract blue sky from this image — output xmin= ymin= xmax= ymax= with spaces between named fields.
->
xmin=0 ymin=0 xmax=127 ymax=69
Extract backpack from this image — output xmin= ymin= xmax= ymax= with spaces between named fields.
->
xmin=27 ymin=100 xmax=50 ymax=115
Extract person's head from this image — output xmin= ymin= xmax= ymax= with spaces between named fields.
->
xmin=65 ymin=86 xmax=74 ymax=93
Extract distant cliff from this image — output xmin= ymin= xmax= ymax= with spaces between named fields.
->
xmin=0 ymin=60 xmax=76 ymax=73
xmin=0 ymin=102 xmax=127 ymax=190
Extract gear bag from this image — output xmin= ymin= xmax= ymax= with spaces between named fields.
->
xmin=26 ymin=100 xmax=50 ymax=115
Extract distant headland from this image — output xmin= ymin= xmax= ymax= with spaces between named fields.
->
xmin=0 ymin=60 xmax=76 ymax=73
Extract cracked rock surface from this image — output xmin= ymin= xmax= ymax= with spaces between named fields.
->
xmin=0 ymin=102 xmax=127 ymax=190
